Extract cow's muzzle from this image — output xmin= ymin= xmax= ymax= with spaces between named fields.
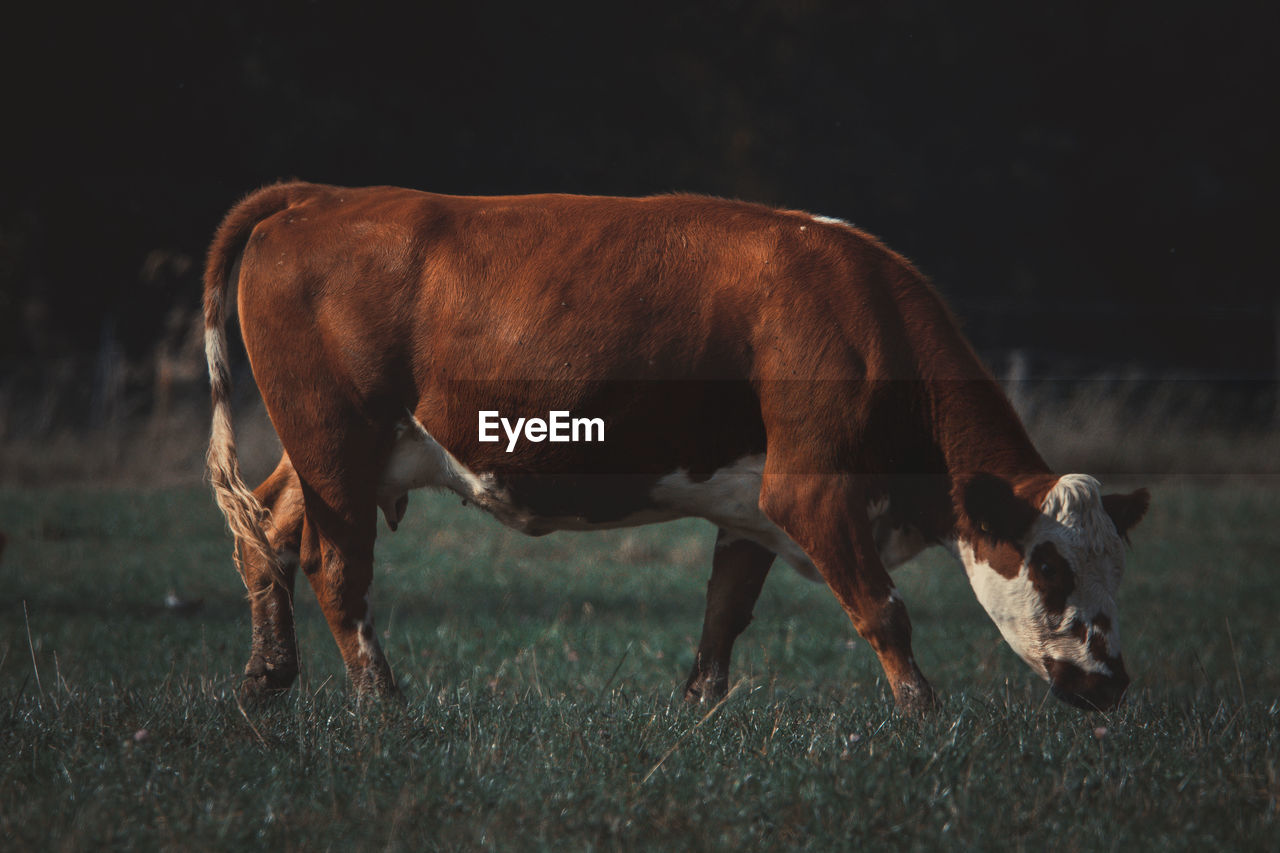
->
xmin=1045 ymin=655 xmax=1130 ymax=711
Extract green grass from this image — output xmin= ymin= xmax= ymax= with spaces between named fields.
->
xmin=1 ymin=479 xmax=1277 ymax=850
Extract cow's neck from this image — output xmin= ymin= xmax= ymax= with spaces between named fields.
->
xmin=889 ymin=277 xmax=1053 ymax=539
xmin=928 ymin=372 xmax=1049 ymax=484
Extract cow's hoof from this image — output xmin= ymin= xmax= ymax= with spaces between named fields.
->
xmin=683 ymin=683 xmax=724 ymax=705
xmin=353 ymin=684 xmax=406 ymax=714
xmin=238 ymin=675 xmax=293 ymax=704
xmin=682 ymin=670 xmax=728 ymax=705
xmin=349 ymin=666 xmax=402 ymax=704
xmin=239 ymin=658 xmax=297 ymax=703
xmin=892 ymin=679 xmax=939 ymax=715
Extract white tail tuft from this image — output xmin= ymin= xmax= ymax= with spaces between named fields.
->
xmin=202 ymin=184 xmax=301 ymax=588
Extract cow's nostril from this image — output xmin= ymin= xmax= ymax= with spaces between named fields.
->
xmin=1045 ymin=656 xmax=1128 ymax=712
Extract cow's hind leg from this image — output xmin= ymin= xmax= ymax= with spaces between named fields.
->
xmin=239 ymin=286 xmax=398 ymax=700
xmin=290 ymin=436 xmax=398 ymax=699
xmin=684 ymin=531 xmax=775 ymax=703
xmin=240 ymin=455 xmax=305 ymax=700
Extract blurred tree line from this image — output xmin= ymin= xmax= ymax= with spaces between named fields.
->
xmin=2 ymin=0 xmax=1276 ymax=428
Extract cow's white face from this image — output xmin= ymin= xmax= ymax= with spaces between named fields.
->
xmin=956 ymin=474 xmax=1149 ymax=710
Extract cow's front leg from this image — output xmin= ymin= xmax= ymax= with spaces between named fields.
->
xmin=684 ymin=531 xmax=775 ymax=704
xmin=240 ymin=455 xmax=305 ymax=700
xmin=760 ymin=469 xmax=936 ymax=713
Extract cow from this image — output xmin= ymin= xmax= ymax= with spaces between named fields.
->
xmin=204 ymin=182 xmax=1149 ymax=714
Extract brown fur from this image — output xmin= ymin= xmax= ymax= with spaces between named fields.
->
xmin=1028 ymin=542 xmax=1074 ymax=615
xmin=205 ymin=182 xmax=1100 ymax=710
xmin=684 ymin=534 xmax=775 ymax=703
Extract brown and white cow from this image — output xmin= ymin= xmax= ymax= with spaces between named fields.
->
xmin=204 ymin=182 xmax=1148 ymax=713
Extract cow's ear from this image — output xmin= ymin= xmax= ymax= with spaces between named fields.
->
xmin=957 ymin=472 xmax=1039 ymax=544
xmin=1102 ymin=488 xmax=1150 ymax=540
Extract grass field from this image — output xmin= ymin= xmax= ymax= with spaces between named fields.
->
xmin=1 ymin=478 xmax=1277 ymax=850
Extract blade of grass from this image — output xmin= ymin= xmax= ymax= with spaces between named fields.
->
xmin=1225 ymin=617 xmax=1246 ymax=707
xmin=23 ymin=601 xmax=43 ymax=706
xmin=640 ymin=678 xmax=744 ymax=786
xmin=601 ymin=642 xmax=633 ymax=694
xmin=233 ymin=689 xmax=270 ymax=749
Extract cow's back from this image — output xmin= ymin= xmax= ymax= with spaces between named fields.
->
xmin=234 ymin=185 xmax=939 ymax=487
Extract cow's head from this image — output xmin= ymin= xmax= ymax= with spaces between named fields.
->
xmin=954 ymin=473 xmax=1149 ymax=711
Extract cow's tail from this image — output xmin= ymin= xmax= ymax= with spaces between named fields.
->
xmin=203 ymin=183 xmax=301 ymax=587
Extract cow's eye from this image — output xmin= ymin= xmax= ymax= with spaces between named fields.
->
xmin=1029 ymin=543 xmax=1072 ymax=590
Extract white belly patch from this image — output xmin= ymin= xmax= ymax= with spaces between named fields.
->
xmin=649 ymin=456 xmax=819 ymax=580
xmin=376 ymin=420 xmax=821 ymax=579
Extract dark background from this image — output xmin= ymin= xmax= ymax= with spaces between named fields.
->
xmin=3 ymin=0 xmax=1276 ymax=424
